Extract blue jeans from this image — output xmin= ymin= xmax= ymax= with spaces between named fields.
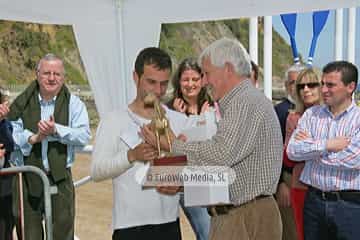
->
xmin=180 ymin=194 xmax=210 ymax=240
xmin=304 ymin=188 xmax=360 ymax=240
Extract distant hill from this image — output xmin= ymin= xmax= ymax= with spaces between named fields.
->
xmin=0 ymin=19 xmax=295 ymax=90
xmin=0 ymin=21 xmax=87 ymax=86
xmin=0 ymin=18 xmax=301 ymax=128
xmin=159 ymin=18 xmax=297 ymax=88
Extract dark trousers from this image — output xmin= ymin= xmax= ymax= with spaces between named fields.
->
xmin=12 ymin=170 xmax=75 ymax=240
xmin=0 ymin=195 xmax=14 ymax=240
xmin=112 ymin=219 xmax=182 ymax=240
xmin=304 ymin=188 xmax=360 ymax=240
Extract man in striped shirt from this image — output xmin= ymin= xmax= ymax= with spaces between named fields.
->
xmin=287 ymin=61 xmax=360 ymax=240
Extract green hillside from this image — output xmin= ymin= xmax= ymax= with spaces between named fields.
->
xmin=0 ymin=18 xmax=295 ymax=90
xmin=160 ymin=18 xmax=297 ymax=88
xmin=0 ymin=21 xmax=87 ymax=86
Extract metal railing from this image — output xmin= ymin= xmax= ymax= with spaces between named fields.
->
xmin=0 ymin=145 xmax=95 ymax=240
xmin=73 ymin=145 xmax=93 ymax=188
xmin=0 ymin=166 xmax=58 ymax=240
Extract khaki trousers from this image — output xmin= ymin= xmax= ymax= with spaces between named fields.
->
xmin=209 ymin=196 xmax=282 ymax=240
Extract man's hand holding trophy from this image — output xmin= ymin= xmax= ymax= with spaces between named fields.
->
xmin=141 ymin=92 xmax=187 ymax=166
xmin=141 ymin=93 xmax=187 ymax=194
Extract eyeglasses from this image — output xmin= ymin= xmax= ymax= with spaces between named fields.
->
xmin=40 ymin=71 xmax=63 ymax=78
xmin=297 ymin=82 xmax=320 ymax=90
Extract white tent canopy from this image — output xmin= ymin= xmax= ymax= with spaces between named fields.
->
xmin=0 ymin=0 xmax=359 ymax=117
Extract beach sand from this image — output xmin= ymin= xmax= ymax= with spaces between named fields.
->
xmin=73 ymin=154 xmax=196 ymax=240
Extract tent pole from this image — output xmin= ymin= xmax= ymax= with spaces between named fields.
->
xmin=264 ymin=16 xmax=272 ymax=100
xmin=249 ymin=17 xmax=258 ymax=64
xmin=115 ymin=0 xmax=129 ymax=103
xmin=335 ymin=8 xmax=344 ymax=60
xmin=347 ymin=8 xmax=356 ymax=64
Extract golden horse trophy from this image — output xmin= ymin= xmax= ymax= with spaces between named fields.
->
xmin=144 ymin=93 xmax=187 ymax=166
xmin=144 ymin=93 xmax=172 ymax=157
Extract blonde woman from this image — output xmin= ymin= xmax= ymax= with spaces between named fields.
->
xmin=283 ymin=68 xmax=322 ymax=240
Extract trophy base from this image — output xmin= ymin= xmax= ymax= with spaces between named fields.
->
xmin=153 ymin=155 xmax=187 ymax=166
xmin=142 ymin=155 xmax=187 ymax=189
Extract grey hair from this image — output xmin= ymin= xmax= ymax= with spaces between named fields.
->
xmin=285 ymin=64 xmax=306 ymax=82
xmin=198 ymin=38 xmax=251 ymax=76
xmin=36 ymin=53 xmax=65 ymax=75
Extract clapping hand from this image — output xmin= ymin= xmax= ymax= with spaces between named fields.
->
xmin=38 ymin=115 xmax=56 ymax=136
xmin=0 ymin=144 xmax=5 ymax=158
xmin=0 ymin=101 xmax=10 ymax=121
xmin=200 ymin=101 xmax=210 ymax=114
xmin=28 ymin=115 xmax=55 ymax=145
xmin=0 ymin=144 xmax=6 ymax=168
xmin=173 ymin=98 xmax=187 ymax=113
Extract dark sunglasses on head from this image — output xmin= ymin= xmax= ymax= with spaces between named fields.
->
xmin=297 ymin=82 xmax=320 ymax=90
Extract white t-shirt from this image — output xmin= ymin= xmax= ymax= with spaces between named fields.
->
xmin=91 ymin=105 xmax=187 ymax=230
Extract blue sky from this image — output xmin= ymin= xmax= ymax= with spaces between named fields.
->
xmin=272 ymin=8 xmax=360 ymax=69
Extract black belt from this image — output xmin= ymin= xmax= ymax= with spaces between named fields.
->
xmin=309 ymin=186 xmax=360 ymax=203
xmin=207 ymin=195 xmax=270 ymax=217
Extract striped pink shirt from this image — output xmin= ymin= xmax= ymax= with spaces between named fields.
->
xmin=287 ymin=102 xmax=360 ymax=191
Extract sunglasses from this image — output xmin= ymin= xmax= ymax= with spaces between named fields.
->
xmin=297 ymin=82 xmax=320 ymax=90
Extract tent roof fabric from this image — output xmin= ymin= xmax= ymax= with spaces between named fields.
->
xmin=0 ymin=0 xmax=359 ymax=115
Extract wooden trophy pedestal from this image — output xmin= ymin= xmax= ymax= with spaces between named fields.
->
xmin=153 ymin=155 xmax=187 ymax=166
xmin=142 ymin=155 xmax=187 ymax=189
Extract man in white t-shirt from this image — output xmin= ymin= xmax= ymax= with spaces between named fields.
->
xmin=91 ymin=47 xmax=187 ymax=240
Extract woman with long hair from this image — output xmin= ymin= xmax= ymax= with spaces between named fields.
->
xmin=284 ymin=68 xmax=322 ymax=240
xmin=168 ymin=58 xmax=213 ymax=116
xmin=167 ymin=58 xmax=212 ymax=240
